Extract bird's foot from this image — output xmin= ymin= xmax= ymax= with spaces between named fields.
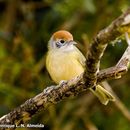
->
xmin=59 ymin=80 xmax=68 ymax=86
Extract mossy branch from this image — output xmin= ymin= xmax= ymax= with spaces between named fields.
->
xmin=0 ymin=8 xmax=130 ymax=130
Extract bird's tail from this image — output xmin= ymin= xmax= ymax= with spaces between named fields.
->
xmin=89 ymin=85 xmax=115 ymax=105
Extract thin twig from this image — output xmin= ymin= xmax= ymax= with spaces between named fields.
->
xmin=102 ymin=81 xmax=130 ymax=122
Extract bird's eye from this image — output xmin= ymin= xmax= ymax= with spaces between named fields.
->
xmin=60 ymin=39 xmax=65 ymax=44
xmin=55 ymin=39 xmax=66 ymax=48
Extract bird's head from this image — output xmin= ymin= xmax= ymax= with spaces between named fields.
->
xmin=48 ymin=30 xmax=77 ymax=51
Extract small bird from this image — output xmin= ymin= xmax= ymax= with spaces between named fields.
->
xmin=46 ymin=30 xmax=115 ymax=105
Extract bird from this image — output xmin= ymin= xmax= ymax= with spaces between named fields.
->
xmin=46 ymin=30 xmax=115 ymax=105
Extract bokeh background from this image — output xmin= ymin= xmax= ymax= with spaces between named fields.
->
xmin=0 ymin=0 xmax=130 ymax=130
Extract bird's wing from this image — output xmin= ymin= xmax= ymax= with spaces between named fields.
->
xmin=74 ymin=46 xmax=86 ymax=68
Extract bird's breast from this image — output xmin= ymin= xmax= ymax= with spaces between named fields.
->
xmin=46 ymin=50 xmax=84 ymax=84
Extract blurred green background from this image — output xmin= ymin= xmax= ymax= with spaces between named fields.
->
xmin=0 ymin=0 xmax=130 ymax=130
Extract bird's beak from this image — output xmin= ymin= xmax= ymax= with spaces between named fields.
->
xmin=69 ymin=40 xmax=77 ymax=45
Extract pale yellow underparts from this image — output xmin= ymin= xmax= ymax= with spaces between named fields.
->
xmin=46 ymin=47 xmax=85 ymax=84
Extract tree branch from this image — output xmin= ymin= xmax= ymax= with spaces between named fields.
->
xmin=84 ymin=8 xmax=130 ymax=88
xmin=0 ymin=8 xmax=130 ymax=130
